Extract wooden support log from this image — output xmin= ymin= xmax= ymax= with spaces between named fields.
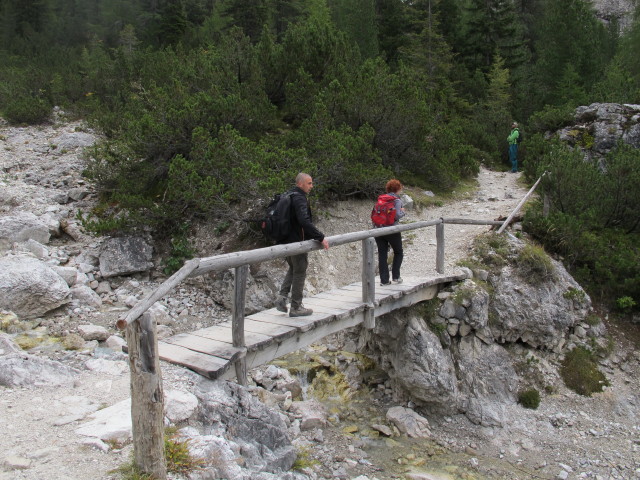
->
xmin=361 ymin=237 xmax=376 ymax=329
xmin=127 ymin=312 xmax=166 ymax=479
xmin=497 ymin=173 xmax=546 ymax=234
xmin=232 ymin=265 xmax=249 ymax=385
xmin=436 ymin=222 xmax=445 ymax=274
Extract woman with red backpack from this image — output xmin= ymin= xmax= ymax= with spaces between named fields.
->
xmin=371 ymin=179 xmax=405 ymax=286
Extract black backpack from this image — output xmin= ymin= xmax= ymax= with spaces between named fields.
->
xmin=516 ymin=128 xmax=523 ymax=144
xmin=260 ymin=191 xmax=296 ymax=242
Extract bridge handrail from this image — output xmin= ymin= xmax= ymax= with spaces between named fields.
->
xmin=117 ymin=217 xmax=503 ymax=330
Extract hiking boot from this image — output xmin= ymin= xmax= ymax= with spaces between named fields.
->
xmin=274 ymin=295 xmax=288 ymax=313
xmin=380 ymin=281 xmax=391 ymax=286
xmin=289 ymin=306 xmax=313 ymax=317
xmin=392 ymin=278 xmax=403 ymax=284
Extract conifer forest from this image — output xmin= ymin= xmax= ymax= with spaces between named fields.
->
xmin=1 ymin=0 xmax=639 ymax=311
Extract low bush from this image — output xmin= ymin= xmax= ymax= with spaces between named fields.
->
xmin=4 ymin=96 xmax=51 ymax=124
xmin=518 ymin=388 xmax=541 ymax=409
xmin=560 ymin=346 xmax=609 ymax=396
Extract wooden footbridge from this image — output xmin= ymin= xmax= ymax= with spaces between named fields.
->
xmin=117 ymin=219 xmax=498 ymax=476
xmin=155 ymin=272 xmax=469 ymax=381
xmin=119 ymin=177 xmax=542 ymax=478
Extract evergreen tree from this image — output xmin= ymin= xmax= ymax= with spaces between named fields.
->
xmin=328 ymin=0 xmax=378 ymax=59
xmin=158 ymin=0 xmax=188 ymax=46
xmin=222 ymin=0 xmax=269 ymax=42
xmin=532 ymin=0 xmax=609 ymax=108
xmin=374 ymin=0 xmax=411 ymax=66
xmin=460 ymin=0 xmax=528 ymax=74
xmin=397 ymin=0 xmax=455 ymax=91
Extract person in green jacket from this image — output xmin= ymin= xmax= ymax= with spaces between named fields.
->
xmin=507 ymin=122 xmax=520 ymax=173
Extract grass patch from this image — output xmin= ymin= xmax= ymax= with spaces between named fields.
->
xmin=112 ymin=428 xmax=203 ymax=479
xmin=560 ymin=346 xmax=609 ymax=396
xmin=470 ymin=233 xmax=510 ymax=270
xmin=293 ymin=446 xmax=320 ymax=471
xmin=515 ymin=243 xmax=555 ymax=283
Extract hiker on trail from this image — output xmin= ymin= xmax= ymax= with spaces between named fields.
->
xmin=373 ymin=179 xmax=405 ymax=286
xmin=274 ymin=172 xmax=329 ymax=317
xmin=507 ymin=121 xmax=520 ymax=173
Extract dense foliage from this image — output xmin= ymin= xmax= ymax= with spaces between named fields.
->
xmin=523 ymin=136 xmax=640 ymax=308
xmin=1 ymin=0 xmax=639 ymax=309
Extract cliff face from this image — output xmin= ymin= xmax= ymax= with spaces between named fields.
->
xmin=591 ymin=0 xmax=636 ymax=30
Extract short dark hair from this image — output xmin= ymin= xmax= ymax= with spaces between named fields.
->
xmin=386 ymin=179 xmax=402 ymax=193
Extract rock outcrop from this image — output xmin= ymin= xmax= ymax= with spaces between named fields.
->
xmin=557 ymin=103 xmax=640 ymax=161
xmin=362 ymin=235 xmax=598 ymax=427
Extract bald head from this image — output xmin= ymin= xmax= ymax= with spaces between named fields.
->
xmin=296 ymin=173 xmax=314 ymax=194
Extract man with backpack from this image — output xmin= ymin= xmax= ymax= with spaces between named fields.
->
xmin=372 ymin=179 xmax=405 ymax=286
xmin=507 ymin=121 xmax=521 ymax=173
xmin=274 ymin=173 xmax=329 ymax=317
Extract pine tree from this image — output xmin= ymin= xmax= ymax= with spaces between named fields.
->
xmin=532 ymin=0 xmax=609 ymax=108
xmin=157 ymin=0 xmax=188 ymax=46
xmin=328 ymin=0 xmax=378 ymax=59
xmin=460 ymin=0 xmax=528 ymax=74
xmin=222 ymin=0 xmax=269 ymax=42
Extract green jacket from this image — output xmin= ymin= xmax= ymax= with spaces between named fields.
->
xmin=507 ymin=128 xmax=520 ymax=145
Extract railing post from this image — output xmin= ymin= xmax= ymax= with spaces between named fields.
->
xmin=436 ymin=220 xmax=445 ymax=274
xmin=362 ymin=237 xmax=376 ymax=329
xmin=127 ymin=312 xmax=167 ymax=479
xmin=232 ymin=265 xmax=249 ymax=385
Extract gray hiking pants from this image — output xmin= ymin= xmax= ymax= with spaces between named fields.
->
xmin=279 ymin=253 xmax=308 ymax=309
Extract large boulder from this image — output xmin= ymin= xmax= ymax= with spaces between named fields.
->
xmin=0 ymin=256 xmax=70 ymax=318
xmin=560 ymin=103 xmax=640 ymax=158
xmin=454 ymin=335 xmax=518 ymax=427
xmin=372 ymin=313 xmax=459 ymax=415
xmin=0 ymin=334 xmax=77 ymax=387
xmin=489 ymin=257 xmax=590 ymax=349
xmin=0 ymin=212 xmax=51 ymax=252
xmin=99 ymin=236 xmax=153 ymax=278
xmin=195 ymin=379 xmax=297 ymax=475
xmin=205 ymin=266 xmax=279 ymax=314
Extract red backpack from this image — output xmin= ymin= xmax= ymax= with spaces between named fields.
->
xmin=371 ymin=194 xmax=397 ymax=227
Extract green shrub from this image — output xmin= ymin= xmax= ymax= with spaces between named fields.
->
xmin=560 ymin=346 xmax=609 ymax=396
xmin=563 ymin=287 xmax=586 ymax=302
xmin=516 ymin=244 xmax=555 ymax=283
xmin=4 ymin=96 xmax=51 ymax=124
xmin=527 ymin=104 xmax=574 ymax=134
xmin=163 ymin=228 xmax=196 ymax=275
xmin=615 ymin=296 xmax=636 ymax=312
xmin=518 ymin=388 xmax=541 ymax=409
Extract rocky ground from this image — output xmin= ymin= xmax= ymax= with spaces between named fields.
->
xmin=0 ymin=116 xmax=639 ymax=480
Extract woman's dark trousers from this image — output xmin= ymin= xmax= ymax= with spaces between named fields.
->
xmin=375 ymin=232 xmax=403 ymax=284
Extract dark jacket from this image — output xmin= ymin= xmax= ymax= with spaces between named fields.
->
xmin=280 ymin=187 xmax=325 ymax=244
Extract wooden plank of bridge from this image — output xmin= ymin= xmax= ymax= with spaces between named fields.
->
xmin=158 ymin=341 xmax=231 ymax=379
xmin=157 ymin=274 xmax=472 ymax=380
xmin=163 ymin=333 xmax=243 ymax=359
xmin=245 ymin=310 xmax=324 ymax=330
